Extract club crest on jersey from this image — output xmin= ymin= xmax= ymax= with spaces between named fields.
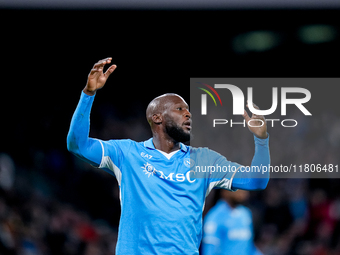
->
xmin=141 ymin=162 xmax=156 ymax=177
xmin=184 ymin=158 xmax=195 ymax=168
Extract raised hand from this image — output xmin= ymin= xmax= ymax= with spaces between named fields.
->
xmin=243 ymin=101 xmax=268 ymax=139
xmin=83 ymin=57 xmax=117 ymax=96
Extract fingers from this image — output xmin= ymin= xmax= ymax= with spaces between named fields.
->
xmin=246 ymin=100 xmax=260 ymax=111
xmin=248 ymin=101 xmax=259 ymax=109
xmin=89 ymin=57 xmax=113 ymax=75
xmin=244 ymin=101 xmax=268 ymax=138
xmin=242 ymin=109 xmax=250 ymax=122
xmin=246 ymin=100 xmax=265 ymax=120
xmin=104 ymin=64 xmax=117 ymax=78
xmin=94 ymin=57 xmax=112 ymax=71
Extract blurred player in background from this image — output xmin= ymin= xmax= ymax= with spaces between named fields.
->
xmin=67 ymin=57 xmax=270 ymax=255
xmin=202 ymin=189 xmax=263 ymax=255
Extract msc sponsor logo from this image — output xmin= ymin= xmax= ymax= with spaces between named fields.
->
xmin=141 ymin=162 xmax=196 ymax=183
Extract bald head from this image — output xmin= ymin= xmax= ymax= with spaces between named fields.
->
xmin=146 ymin=93 xmax=191 ymax=144
xmin=146 ymin=93 xmax=187 ymax=126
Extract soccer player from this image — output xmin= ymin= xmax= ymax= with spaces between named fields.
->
xmin=67 ymin=57 xmax=270 ymax=255
xmin=202 ymin=190 xmax=263 ymax=255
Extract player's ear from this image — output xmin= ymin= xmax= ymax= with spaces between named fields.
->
xmin=152 ymin=113 xmax=162 ymax=125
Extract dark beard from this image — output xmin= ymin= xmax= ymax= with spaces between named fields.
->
xmin=165 ymin=119 xmax=191 ymax=143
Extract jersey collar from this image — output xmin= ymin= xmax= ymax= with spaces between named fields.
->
xmin=144 ymin=138 xmax=188 ymax=152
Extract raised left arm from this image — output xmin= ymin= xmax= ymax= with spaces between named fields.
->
xmin=231 ymin=135 xmax=270 ymax=190
xmin=231 ymin=102 xmax=270 ymax=190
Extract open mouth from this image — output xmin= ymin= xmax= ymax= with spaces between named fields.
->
xmin=183 ymin=120 xmax=192 ymax=130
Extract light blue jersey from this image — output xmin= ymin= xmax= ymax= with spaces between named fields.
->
xmin=202 ymin=200 xmax=263 ymax=255
xmin=67 ymin=92 xmax=270 ymax=255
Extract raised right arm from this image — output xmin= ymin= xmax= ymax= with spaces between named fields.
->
xmin=67 ymin=91 xmax=103 ymax=166
xmin=67 ymin=58 xmax=117 ymax=166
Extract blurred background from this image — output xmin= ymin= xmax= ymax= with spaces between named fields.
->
xmin=0 ymin=1 xmax=340 ymax=254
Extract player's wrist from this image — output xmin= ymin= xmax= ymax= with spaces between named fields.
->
xmin=255 ymin=133 xmax=268 ymax=139
xmin=83 ymin=87 xmax=96 ymax=96
xmin=254 ymin=132 xmax=269 ymax=140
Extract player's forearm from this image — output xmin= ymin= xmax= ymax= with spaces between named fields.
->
xmin=232 ymin=135 xmax=270 ymax=190
xmin=251 ymin=134 xmax=270 ymax=187
xmin=67 ymin=91 xmax=101 ymax=166
xmin=67 ymin=91 xmax=94 ymax=155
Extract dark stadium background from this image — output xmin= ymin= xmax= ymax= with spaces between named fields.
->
xmin=0 ymin=8 xmax=340 ymax=255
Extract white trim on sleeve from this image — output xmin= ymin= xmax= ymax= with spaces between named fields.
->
xmin=97 ymin=140 xmax=122 ymax=186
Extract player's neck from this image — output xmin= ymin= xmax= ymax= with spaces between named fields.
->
xmin=152 ymin=134 xmax=180 ymax=154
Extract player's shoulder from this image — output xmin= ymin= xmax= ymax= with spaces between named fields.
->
xmin=190 ymin=146 xmax=217 ymax=154
xmin=102 ymin=138 xmax=139 ymax=151
xmin=108 ymin=138 xmax=158 ymax=151
xmin=189 ymin=146 xmax=226 ymax=161
xmin=106 ymin=138 xmax=135 ymax=145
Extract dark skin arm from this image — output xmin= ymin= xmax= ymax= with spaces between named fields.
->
xmin=243 ymin=101 xmax=268 ymax=139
